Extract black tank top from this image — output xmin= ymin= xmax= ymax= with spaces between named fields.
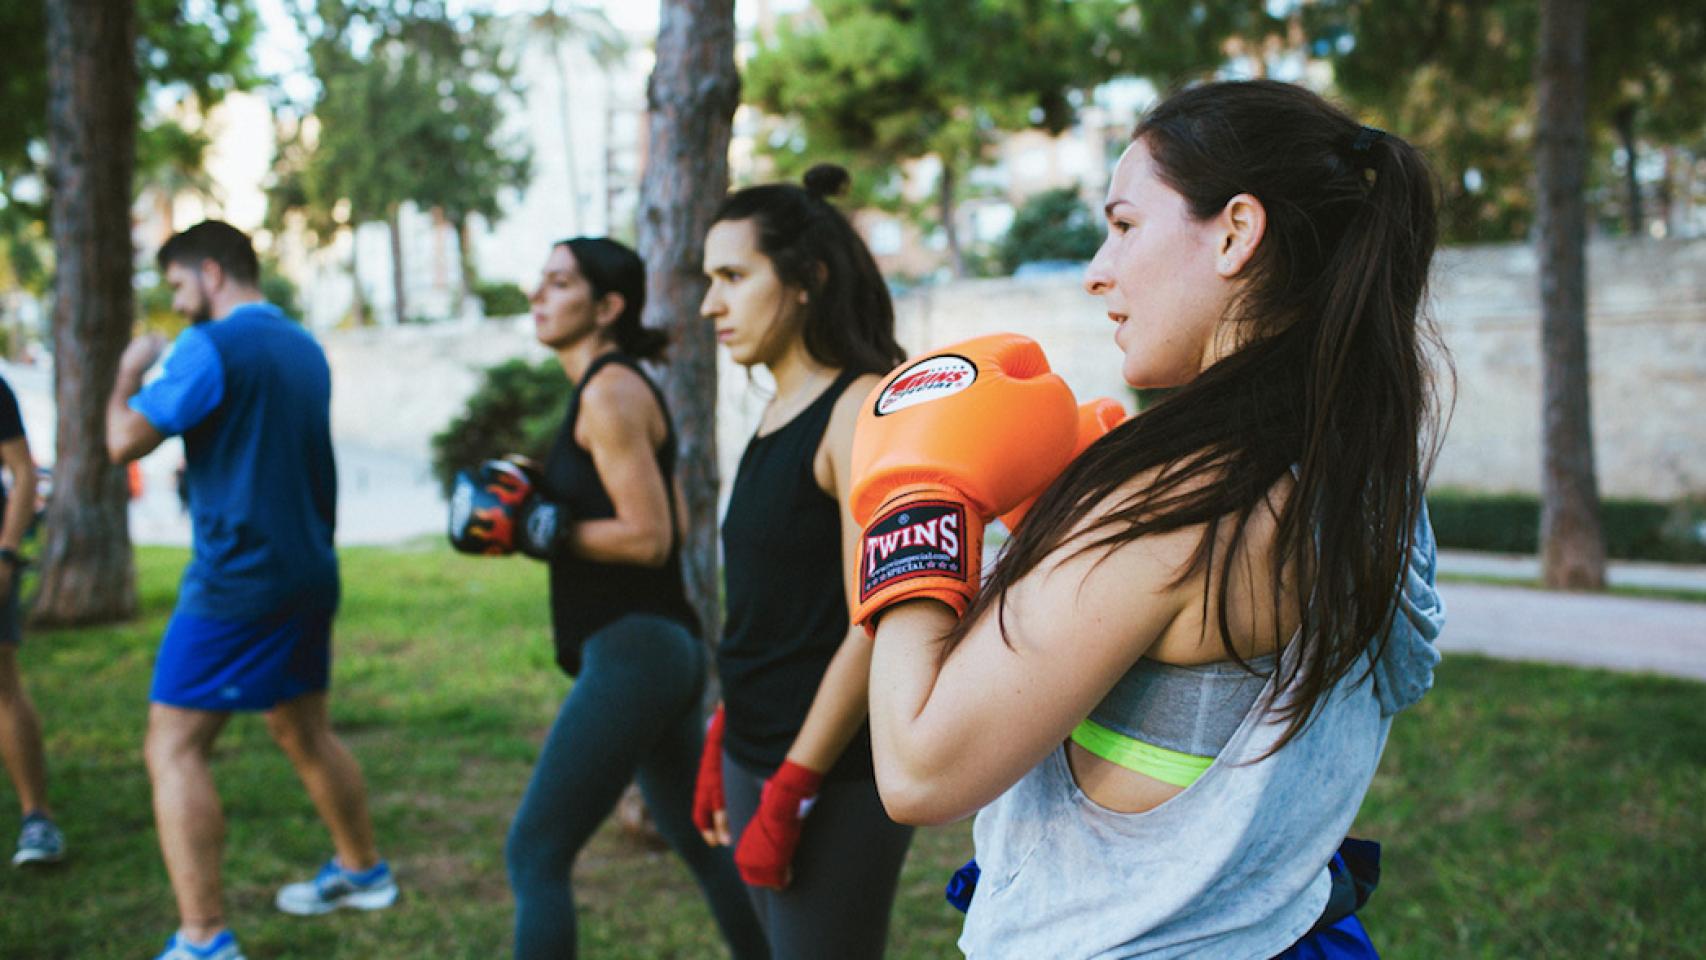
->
xmin=543 ymin=352 xmax=699 ymax=676
xmin=720 ymin=371 xmax=873 ymax=782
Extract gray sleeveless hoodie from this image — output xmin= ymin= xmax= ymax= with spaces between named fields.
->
xmin=959 ymin=508 xmax=1445 ymax=959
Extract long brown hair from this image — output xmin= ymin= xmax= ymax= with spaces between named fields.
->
xmin=955 ymin=80 xmax=1449 ymax=750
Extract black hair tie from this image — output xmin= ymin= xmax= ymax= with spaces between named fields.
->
xmin=1351 ymin=125 xmax=1386 ymax=156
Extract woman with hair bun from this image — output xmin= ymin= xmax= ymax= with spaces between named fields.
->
xmin=485 ymin=237 xmax=767 ymax=960
xmin=691 ymin=166 xmax=913 ymax=958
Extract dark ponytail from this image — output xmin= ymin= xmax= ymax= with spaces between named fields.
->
xmin=710 ymin=164 xmax=906 ymax=375
xmin=559 ymin=236 xmax=668 ymax=361
xmin=956 ymin=80 xmax=1450 ymax=752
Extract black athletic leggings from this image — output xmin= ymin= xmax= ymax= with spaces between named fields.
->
xmin=506 ymin=614 xmax=767 ymax=959
xmin=724 ymin=756 xmax=914 ymax=960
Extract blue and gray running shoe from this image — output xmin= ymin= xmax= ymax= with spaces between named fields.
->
xmin=12 ymin=813 xmax=64 ymax=866
xmin=153 ymin=930 xmax=245 ymax=960
xmin=275 ymin=858 xmax=399 ymax=915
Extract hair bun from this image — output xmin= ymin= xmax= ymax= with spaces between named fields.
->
xmin=802 ymin=163 xmax=851 ymax=200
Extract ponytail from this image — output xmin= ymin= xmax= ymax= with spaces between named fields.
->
xmin=559 ymin=236 xmax=669 ymax=361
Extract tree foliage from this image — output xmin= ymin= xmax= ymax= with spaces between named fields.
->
xmin=271 ymin=0 xmax=531 ymax=323
xmin=1 ymin=0 xmax=256 ymax=299
xmin=1100 ymin=0 xmax=1289 ymax=85
xmin=746 ymin=0 xmax=1120 ymax=274
xmin=1307 ymin=0 xmax=1706 ymax=242
xmin=996 ymin=185 xmax=1102 ymax=273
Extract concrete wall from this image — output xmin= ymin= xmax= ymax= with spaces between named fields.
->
xmin=1424 ymin=239 xmax=1705 ymax=498
xmin=321 ymin=237 xmax=1706 ymax=504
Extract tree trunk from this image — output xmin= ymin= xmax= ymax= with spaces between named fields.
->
xmin=1612 ymin=102 xmax=1642 ymax=237
xmin=939 ymin=161 xmax=966 ymax=278
xmin=348 ymin=225 xmax=369 ymax=327
xmin=628 ymin=0 xmax=739 ymax=847
xmin=549 ymin=36 xmax=585 ymax=231
xmin=1657 ymin=146 xmax=1678 ymax=237
xmin=387 ymin=207 xmax=406 ymax=326
xmin=455 ymin=213 xmax=478 ymax=318
xmin=1535 ymin=0 xmax=1606 ymax=591
xmin=34 ymin=0 xmax=139 ymax=627
xmin=638 ymin=0 xmax=739 ymax=672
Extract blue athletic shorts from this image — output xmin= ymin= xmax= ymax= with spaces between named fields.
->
xmin=1274 ymin=913 xmax=1378 ymax=959
xmin=150 ymin=609 xmax=333 ymax=711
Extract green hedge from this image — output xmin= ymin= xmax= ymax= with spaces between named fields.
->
xmin=1427 ymin=489 xmax=1706 ymax=563
xmin=475 ymin=280 xmax=531 ymax=318
xmin=998 ymin=185 xmax=1102 ymax=275
xmin=429 ymin=357 xmax=568 ymax=494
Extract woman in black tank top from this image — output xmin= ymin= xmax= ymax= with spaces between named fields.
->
xmin=501 ymin=238 xmax=764 ymax=960
xmin=692 ymin=166 xmax=913 ymax=959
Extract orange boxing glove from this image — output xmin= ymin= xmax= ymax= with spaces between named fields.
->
xmin=849 ymin=334 xmax=1078 ymax=630
xmin=999 ymin=398 xmax=1128 ymax=533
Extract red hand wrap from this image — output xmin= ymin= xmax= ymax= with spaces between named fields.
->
xmin=691 ymin=706 xmax=726 ymax=837
xmin=734 ymin=759 xmax=824 ymax=890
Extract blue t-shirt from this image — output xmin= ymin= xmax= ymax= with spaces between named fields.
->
xmin=132 ymin=303 xmax=340 ymax=620
xmin=131 ymin=327 xmax=225 ymax=435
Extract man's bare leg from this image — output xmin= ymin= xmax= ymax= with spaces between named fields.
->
xmin=266 ymin=691 xmax=379 ymax=871
xmin=145 ymin=703 xmax=231 ymax=943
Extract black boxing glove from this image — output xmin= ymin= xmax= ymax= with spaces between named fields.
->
xmin=501 ymin=456 xmax=571 ymax=560
xmin=448 ymin=460 xmax=531 ymax=556
xmin=448 ymin=458 xmax=571 ymax=560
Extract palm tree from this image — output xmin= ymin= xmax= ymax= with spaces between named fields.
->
xmin=523 ymin=2 xmax=628 ymax=233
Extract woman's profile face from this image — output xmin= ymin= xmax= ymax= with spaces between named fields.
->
xmin=701 ymin=217 xmax=800 ymax=369
xmin=529 ymin=245 xmax=600 ymax=350
xmin=1084 ymin=139 xmax=1232 ymax=389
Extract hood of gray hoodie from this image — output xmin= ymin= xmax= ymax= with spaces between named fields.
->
xmin=1373 ymin=500 xmax=1446 ymax=717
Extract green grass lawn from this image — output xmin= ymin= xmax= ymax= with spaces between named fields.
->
xmin=1 ymin=545 xmax=1702 ymax=959
xmin=1437 ymin=572 xmax=1706 ymax=605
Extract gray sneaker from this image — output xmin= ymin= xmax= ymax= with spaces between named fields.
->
xmin=12 ymin=815 xmax=64 ymax=866
xmin=275 ymin=858 xmax=398 ymax=915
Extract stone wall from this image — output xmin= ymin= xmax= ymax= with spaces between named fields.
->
xmin=322 ymin=237 xmax=1706 ymax=502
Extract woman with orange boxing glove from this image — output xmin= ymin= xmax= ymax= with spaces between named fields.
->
xmin=691 ymin=165 xmax=913 ymax=959
xmin=858 ymin=81 xmax=1448 ymax=958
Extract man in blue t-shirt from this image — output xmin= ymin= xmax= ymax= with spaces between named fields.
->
xmin=107 ymin=221 xmax=396 ymax=960
xmin=0 ymin=374 xmax=64 ymax=868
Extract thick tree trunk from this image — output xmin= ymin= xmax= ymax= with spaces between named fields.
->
xmin=34 ymin=0 xmax=139 ymax=626
xmin=939 ymin=162 xmax=966 ymax=278
xmin=1535 ymin=0 xmax=1606 ymax=590
xmin=1612 ymin=103 xmax=1642 ymax=237
xmin=626 ymin=0 xmax=739 ymax=846
xmin=387 ymin=207 xmax=407 ymax=326
xmin=637 ymin=0 xmax=739 ymax=663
